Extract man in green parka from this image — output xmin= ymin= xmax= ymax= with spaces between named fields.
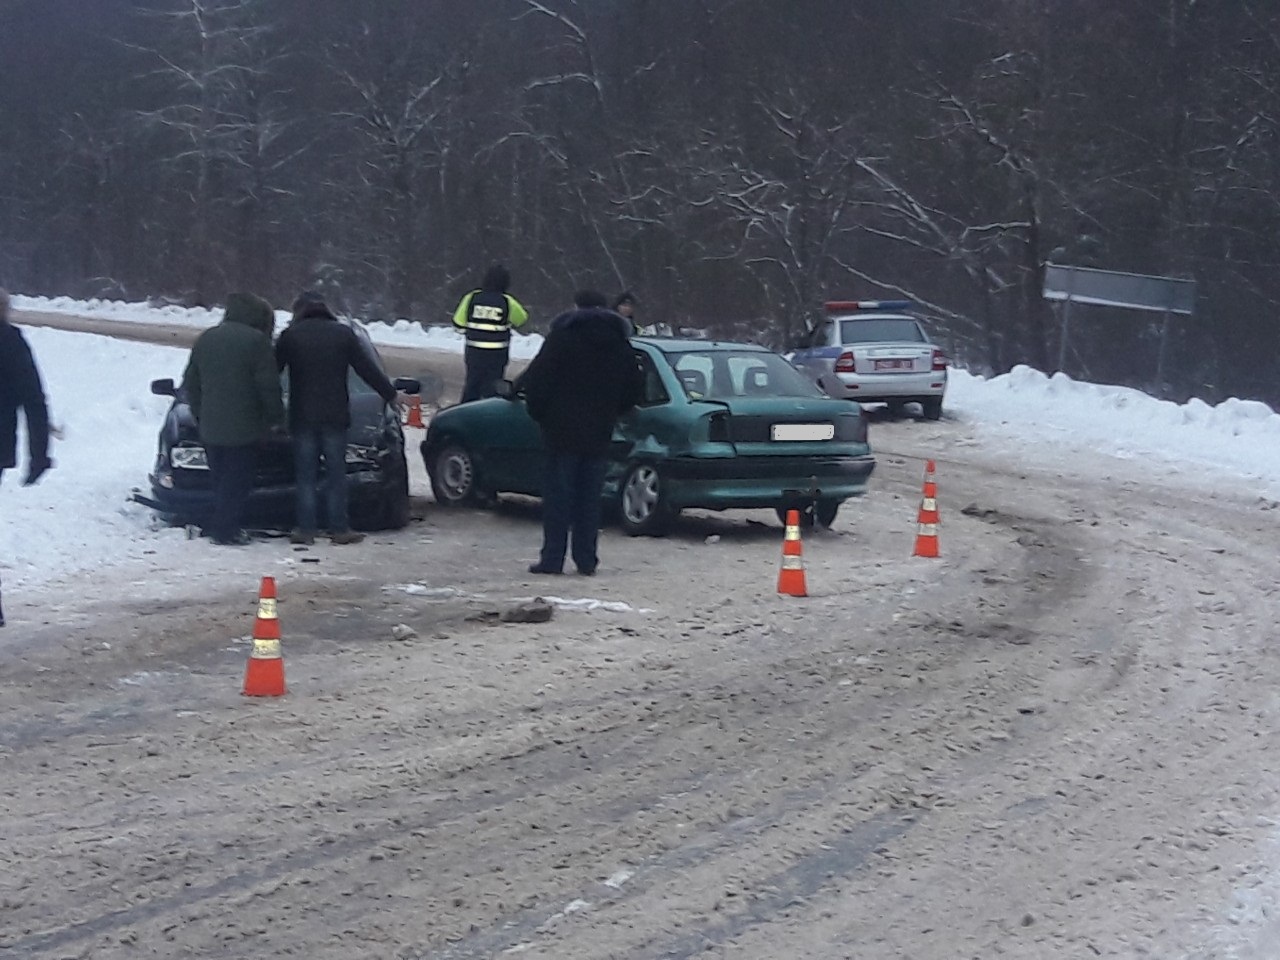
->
xmin=181 ymin=293 xmax=284 ymax=545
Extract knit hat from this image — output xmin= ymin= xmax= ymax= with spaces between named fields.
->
xmin=291 ymin=290 xmax=335 ymax=320
xmin=481 ymin=264 xmax=511 ymax=293
xmin=574 ymin=289 xmax=608 ymax=309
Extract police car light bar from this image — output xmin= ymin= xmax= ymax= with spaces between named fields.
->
xmin=824 ymin=299 xmax=914 ymax=313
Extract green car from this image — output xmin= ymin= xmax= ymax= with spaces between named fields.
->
xmin=422 ymin=338 xmax=876 ymax=535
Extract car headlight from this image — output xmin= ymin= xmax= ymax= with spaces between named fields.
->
xmin=345 ymin=444 xmax=377 ymax=466
xmin=170 ymin=445 xmax=210 ymax=470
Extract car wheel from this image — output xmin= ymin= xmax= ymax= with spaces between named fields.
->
xmin=619 ymin=462 xmax=674 ymax=536
xmin=775 ymin=500 xmax=840 ymax=529
xmin=429 ymin=443 xmax=480 ymax=506
xmin=921 ymin=397 xmax=943 ymax=421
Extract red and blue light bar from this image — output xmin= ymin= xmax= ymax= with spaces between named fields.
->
xmin=824 ymin=300 xmax=914 ymax=313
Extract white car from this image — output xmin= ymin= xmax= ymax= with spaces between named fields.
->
xmin=789 ymin=300 xmax=949 ymax=420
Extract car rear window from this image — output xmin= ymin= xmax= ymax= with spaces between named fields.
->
xmin=838 ymin=318 xmax=925 ymax=344
xmin=666 ymin=350 xmax=823 ymax=400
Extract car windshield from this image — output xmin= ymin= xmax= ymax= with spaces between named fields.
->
xmin=838 ymin=318 xmax=925 ymax=344
xmin=665 ymin=350 xmax=824 ymax=400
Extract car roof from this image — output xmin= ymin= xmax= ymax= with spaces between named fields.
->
xmin=635 ymin=337 xmax=771 ymax=355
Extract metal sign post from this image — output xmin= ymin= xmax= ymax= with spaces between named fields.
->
xmin=1056 ymin=266 xmax=1077 ymax=372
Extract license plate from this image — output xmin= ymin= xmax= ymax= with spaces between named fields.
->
xmin=874 ymin=358 xmax=912 ymax=370
xmin=771 ymin=423 xmax=835 ymax=441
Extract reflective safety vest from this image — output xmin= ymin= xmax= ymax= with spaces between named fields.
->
xmin=452 ymin=290 xmax=529 ymax=350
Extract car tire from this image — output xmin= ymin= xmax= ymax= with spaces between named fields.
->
xmin=618 ymin=462 xmax=675 ymax=537
xmin=428 ymin=442 xmax=480 ymax=506
xmin=775 ymin=500 xmax=840 ymax=529
xmin=921 ymin=397 xmax=943 ymax=421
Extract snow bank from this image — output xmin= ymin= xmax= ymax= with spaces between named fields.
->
xmin=947 ymin=365 xmax=1280 ymax=494
xmin=12 ymin=293 xmax=546 ymax=360
xmin=0 ymin=327 xmax=185 ymax=589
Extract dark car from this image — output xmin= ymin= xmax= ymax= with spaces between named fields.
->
xmin=135 ymin=323 xmax=420 ymax=532
xmin=422 ymin=338 xmax=876 ymax=534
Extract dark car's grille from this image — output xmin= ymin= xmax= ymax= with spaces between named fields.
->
xmin=170 ymin=460 xmax=295 ymax=491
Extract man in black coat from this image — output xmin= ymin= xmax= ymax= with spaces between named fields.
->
xmin=275 ymin=293 xmax=400 ymax=545
xmin=0 ymin=288 xmax=53 ymax=627
xmin=520 ymin=289 xmax=643 ymax=576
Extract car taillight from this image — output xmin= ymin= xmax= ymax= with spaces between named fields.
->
xmin=839 ymin=410 xmax=869 ymax=443
xmin=932 ymin=349 xmax=950 ymax=371
xmin=834 ymin=351 xmax=855 ymax=373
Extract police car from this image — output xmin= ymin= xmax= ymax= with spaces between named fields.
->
xmin=789 ymin=300 xmax=949 ymax=420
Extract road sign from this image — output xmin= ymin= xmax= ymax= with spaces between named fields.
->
xmin=1043 ymin=263 xmax=1197 ymax=393
xmin=1043 ymin=264 xmax=1195 ymax=314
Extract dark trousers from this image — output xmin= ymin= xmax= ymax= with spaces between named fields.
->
xmin=205 ymin=444 xmax=256 ymax=540
xmin=539 ymin=452 xmax=608 ymax=573
xmin=292 ymin=424 xmax=350 ymax=534
xmin=460 ymin=347 xmax=509 ymax=403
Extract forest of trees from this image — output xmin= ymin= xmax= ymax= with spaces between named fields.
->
xmin=2 ymin=0 xmax=1278 ymax=404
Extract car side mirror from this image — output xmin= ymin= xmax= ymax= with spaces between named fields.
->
xmin=493 ymin=379 xmax=516 ymax=400
xmin=151 ymin=378 xmax=176 ymax=397
xmin=393 ymin=377 xmax=422 ymax=395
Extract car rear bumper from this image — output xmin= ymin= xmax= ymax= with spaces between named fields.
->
xmin=819 ymin=370 xmax=946 ymax=402
xmin=653 ymin=454 xmax=876 ymax=509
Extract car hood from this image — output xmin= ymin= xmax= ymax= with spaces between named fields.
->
xmin=166 ymin=392 xmax=387 ymax=445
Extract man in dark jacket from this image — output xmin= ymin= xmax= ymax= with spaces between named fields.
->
xmin=275 ymin=293 xmax=399 ymax=545
xmin=182 ymin=292 xmax=284 ymax=545
xmin=520 ymin=289 xmax=643 ymax=576
xmin=0 ymin=287 xmax=53 ymax=627
xmin=452 ymin=264 xmax=529 ymax=402
xmin=612 ymin=291 xmax=639 ymax=335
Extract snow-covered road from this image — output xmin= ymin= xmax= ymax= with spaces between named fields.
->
xmin=3 ymin=302 xmax=1280 ymax=959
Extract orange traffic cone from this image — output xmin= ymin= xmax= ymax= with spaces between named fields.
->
xmin=913 ymin=460 xmax=940 ymax=558
xmin=404 ymin=394 xmax=425 ymax=429
xmin=777 ymin=509 xmax=809 ymax=597
xmin=242 ymin=576 xmax=286 ymax=697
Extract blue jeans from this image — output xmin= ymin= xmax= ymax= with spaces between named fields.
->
xmin=292 ymin=425 xmax=349 ymax=534
xmin=539 ymin=452 xmax=608 ymax=573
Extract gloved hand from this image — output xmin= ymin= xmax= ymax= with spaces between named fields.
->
xmin=23 ymin=456 xmax=52 ymax=486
